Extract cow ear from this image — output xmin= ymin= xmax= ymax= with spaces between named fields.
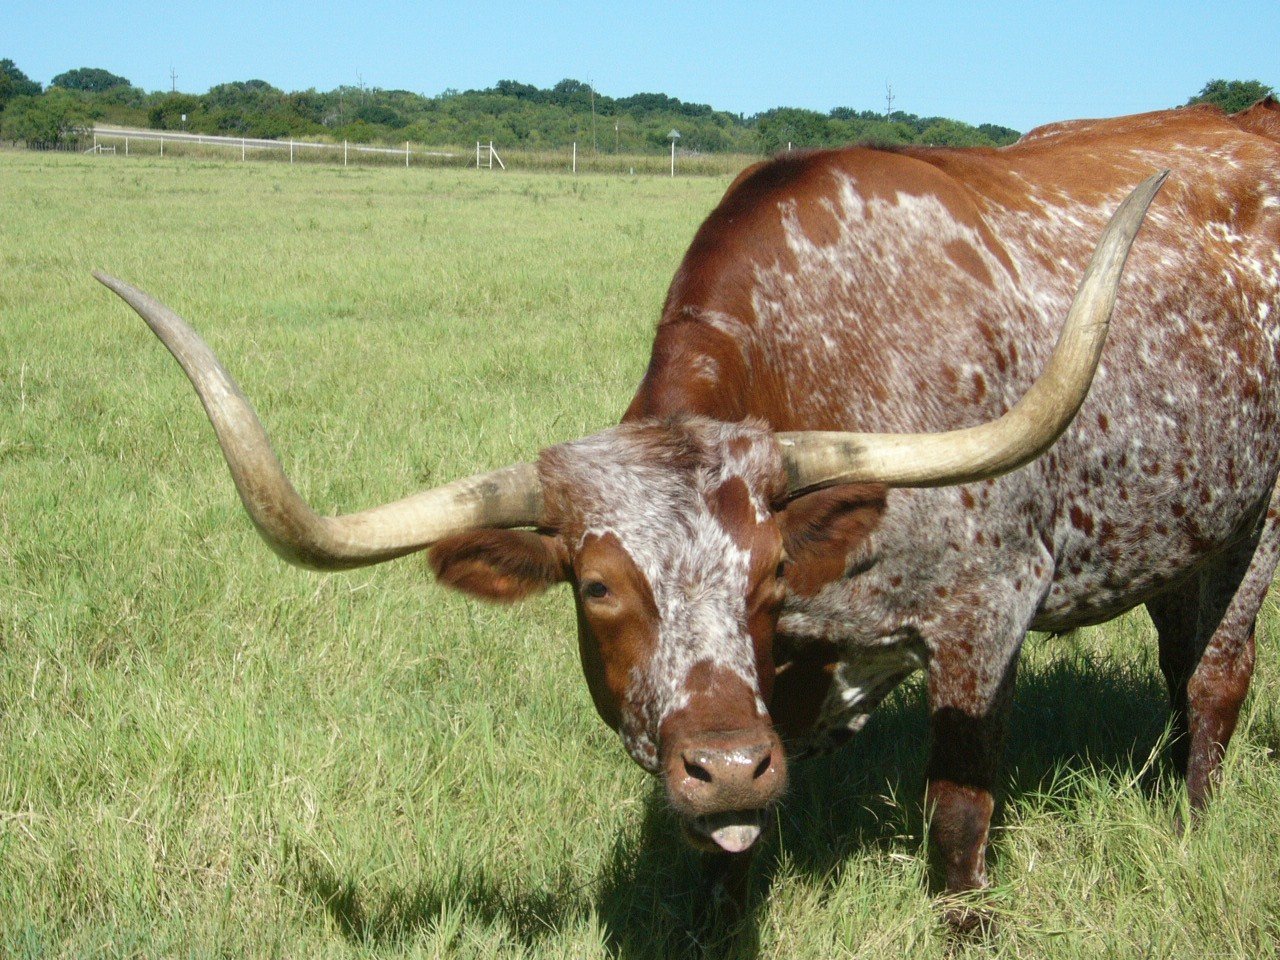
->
xmin=428 ymin=529 xmax=570 ymax=603
xmin=776 ymin=484 xmax=887 ymax=595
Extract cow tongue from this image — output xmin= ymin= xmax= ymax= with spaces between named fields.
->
xmin=696 ymin=811 xmax=765 ymax=853
xmin=710 ymin=821 xmax=762 ymax=853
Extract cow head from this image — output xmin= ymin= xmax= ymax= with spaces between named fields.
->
xmin=95 ymin=172 xmax=1163 ymax=855
xmin=430 ymin=418 xmax=830 ymax=850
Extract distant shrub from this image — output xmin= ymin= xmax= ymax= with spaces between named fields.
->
xmin=2 ymin=88 xmax=89 ymax=146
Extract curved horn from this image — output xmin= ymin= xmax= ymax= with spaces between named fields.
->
xmin=96 ymin=273 xmax=545 ymax=570
xmin=778 ymin=170 xmax=1168 ymax=495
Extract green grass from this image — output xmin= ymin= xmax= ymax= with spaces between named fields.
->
xmin=2 ymin=150 xmax=1280 ymax=959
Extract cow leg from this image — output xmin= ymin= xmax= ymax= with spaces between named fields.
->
xmin=1185 ymin=620 xmax=1255 ymax=813
xmin=1180 ymin=524 xmax=1273 ymax=812
xmin=1146 ymin=579 xmax=1201 ymax=776
xmin=1146 ymin=496 xmax=1279 ymax=814
xmin=924 ymin=633 xmax=1021 ymax=897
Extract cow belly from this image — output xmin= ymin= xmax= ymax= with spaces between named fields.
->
xmin=1032 ymin=481 xmax=1276 ymax=634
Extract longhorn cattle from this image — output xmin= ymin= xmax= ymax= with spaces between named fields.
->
xmin=98 ymin=99 xmax=1280 ymax=916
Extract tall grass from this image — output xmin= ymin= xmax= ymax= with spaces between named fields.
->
xmin=2 ymin=151 xmax=1278 ymax=958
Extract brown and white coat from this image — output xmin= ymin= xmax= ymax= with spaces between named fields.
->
xmin=104 ymin=99 xmax=1280 ymax=908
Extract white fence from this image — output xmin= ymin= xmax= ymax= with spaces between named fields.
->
xmin=76 ymin=126 xmax=721 ymax=176
xmin=90 ymin=125 xmax=458 ymax=168
xmin=475 ymin=141 xmax=506 ymax=170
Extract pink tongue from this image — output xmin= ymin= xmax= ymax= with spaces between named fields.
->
xmin=710 ymin=822 xmax=762 ymax=853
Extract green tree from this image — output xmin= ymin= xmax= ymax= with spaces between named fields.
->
xmin=147 ymin=92 xmax=201 ymax=129
xmin=977 ymin=123 xmax=1020 ymax=146
xmin=755 ymin=107 xmax=835 ymax=151
xmin=918 ymin=118 xmax=990 ymax=147
xmin=1 ymin=88 xmax=89 ymax=145
xmin=50 ymin=67 xmax=131 ymax=92
xmin=550 ymin=78 xmax=593 ymax=108
xmin=204 ymin=79 xmax=282 ymax=111
xmin=6 ymin=66 xmax=1026 ymax=155
xmin=0 ymin=59 xmax=41 ymax=110
xmin=1187 ymin=79 xmax=1274 ymax=114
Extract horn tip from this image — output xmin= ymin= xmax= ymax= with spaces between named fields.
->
xmin=94 ymin=270 xmax=128 ymax=294
xmin=1140 ymin=169 xmax=1171 ymax=198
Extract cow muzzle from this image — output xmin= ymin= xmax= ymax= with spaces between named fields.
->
xmin=663 ymin=729 xmax=788 ymax=853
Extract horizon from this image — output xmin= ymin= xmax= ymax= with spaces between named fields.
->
xmin=7 ymin=1 xmax=1279 ymax=132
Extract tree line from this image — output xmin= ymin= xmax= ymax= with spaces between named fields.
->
xmin=1 ymin=59 xmax=1272 ymax=157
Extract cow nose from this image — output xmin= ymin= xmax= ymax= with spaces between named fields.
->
xmin=682 ymin=742 xmax=773 ymax=788
xmin=669 ymin=731 xmax=787 ymax=814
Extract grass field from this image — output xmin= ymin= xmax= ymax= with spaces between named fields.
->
xmin=2 ymin=150 xmax=1280 ymax=959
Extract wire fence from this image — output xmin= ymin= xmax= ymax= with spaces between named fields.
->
xmin=88 ymin=125 xmax=458 ymax=168
xmin=13 ymin=126 xmax=758 ymax=177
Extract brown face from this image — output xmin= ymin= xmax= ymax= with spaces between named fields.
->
xmin=429 ymin=485 xmax=791 ymax=852
xmin=428 ymin=419 xmax=886 ymax=853
xmin=571 ymin=500 xmax=790 ymax=853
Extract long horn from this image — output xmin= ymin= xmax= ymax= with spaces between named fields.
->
xmin=778 ymin=170 xmax=1168 ymax=495
xmin=96 ymin=273 xmax=545 ymax=570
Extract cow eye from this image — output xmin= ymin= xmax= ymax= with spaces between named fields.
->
xmin=775 ymin=560 xmax=788 ymax=579
xmin=582 ymin=580 xmax=610 ymax=600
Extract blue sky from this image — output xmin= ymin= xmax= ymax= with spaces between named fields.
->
xmin=8 ymin=1 xmax=1277 ymax=132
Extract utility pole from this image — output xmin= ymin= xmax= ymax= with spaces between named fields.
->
xmin=885 ymin=81 xmax=895 ymax=120
xmin=170 ymin=67 xmax=177 ymax=93
xmin=589 ymin=80 xmax=597 ymax=153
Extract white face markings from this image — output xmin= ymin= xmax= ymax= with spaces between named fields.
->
xmin=541 ymin=419 xmax=781 ymax=771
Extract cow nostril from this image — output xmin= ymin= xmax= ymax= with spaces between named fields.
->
xmin=684 ymin=758 xmax=714 ymax=783
xmin=753 ymin=752 xmax=772 ymax=780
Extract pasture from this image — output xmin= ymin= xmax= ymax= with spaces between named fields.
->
xmin=2 ymin=150 xmax=1279 ymax=958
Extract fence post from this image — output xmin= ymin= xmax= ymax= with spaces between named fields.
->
xmin=290 ymin=140 xmax=294 ymax=164
xmin=344 ymin=141 xmax=348 ymax=167
xmin=572 ymin=141 xmax=576 ymax=174
xmin=125 ymin=136 xmax=129 ymax=156
xmin=405 ymin=141 xmax=410 ymax=167
xmin=489 ymin=141 xmax=493 ymax=169
xmin=242 ymin=138 xmax=246 ymax=161
xmin=160 ymin=137 xmax=163 ymax=157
